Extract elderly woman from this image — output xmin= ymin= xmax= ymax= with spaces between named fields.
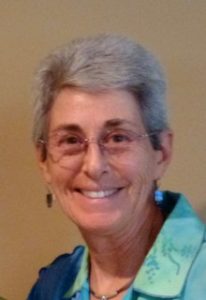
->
xmin=28 ymin=34 xmax=206 ymax=300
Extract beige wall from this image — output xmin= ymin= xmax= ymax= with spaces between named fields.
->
xmin=0 ymin=1 xmax=206 ymax=299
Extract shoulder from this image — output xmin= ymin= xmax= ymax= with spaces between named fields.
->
xmin=182 ymin=228 xmax=206 ymax=299
xmin=27 ymin=245 xmax=85 ymax=300
xmin=160 ymin=192 xmax=206 ymax=299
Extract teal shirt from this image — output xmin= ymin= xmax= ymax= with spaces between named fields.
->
xmin=28 ymin=192 xmax=206 ymax=300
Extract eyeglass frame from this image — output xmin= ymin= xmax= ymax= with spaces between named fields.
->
xmin=38 ymin=129 xmax=160 ymax=165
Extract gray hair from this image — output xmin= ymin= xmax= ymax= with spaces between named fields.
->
xmin=32 ymin=34 xmax=169 ymax=149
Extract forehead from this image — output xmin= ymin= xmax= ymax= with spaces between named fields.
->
xmin=48 ymin=88 xmax=145 ymax=133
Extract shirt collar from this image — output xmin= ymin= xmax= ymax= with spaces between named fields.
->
xmin=64 ymin=247 xmax=89 ymax=298
xmin=64 ymin=193 xmax=205 ymax=299
xmin=133 ymin=192 xmax=205 ymax=298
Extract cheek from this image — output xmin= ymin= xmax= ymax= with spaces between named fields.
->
xmin=48 ymin=166 xmax=77 ymax=219
xmin=47 ymin=163 xmax=78 ymax=196
xmin=116 ymin=151 xmax=157 ymax=204
xmin=120 ymin=159 xmax=156 ymax=218
xmin=117 ymin=152 xmax=155 ymax=185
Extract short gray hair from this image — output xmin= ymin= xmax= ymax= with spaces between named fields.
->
xmin=32 ymin=34 xmax=169 ymax=149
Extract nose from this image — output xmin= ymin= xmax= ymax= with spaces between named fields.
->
xmin=81 ymin=142 xmax=110 ymax=180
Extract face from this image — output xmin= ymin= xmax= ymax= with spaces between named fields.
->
xmin=38 ymin=88 xmax=172 ymax=235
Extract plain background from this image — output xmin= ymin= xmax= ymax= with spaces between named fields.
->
xmin=0 ymin=1 xmax=206 ymax=299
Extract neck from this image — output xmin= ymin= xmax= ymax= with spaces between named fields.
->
xmin=80 ymin=201 xmax=164 ymax=295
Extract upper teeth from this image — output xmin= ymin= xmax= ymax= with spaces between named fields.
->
xmin=80 ymin=189 xmax=117 ymax=199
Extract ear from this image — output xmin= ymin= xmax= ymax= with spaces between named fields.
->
xmin=35 ymin=144 xmax=52 ymax=185
xmin=154 ymin=129 xmax=173 ymax=180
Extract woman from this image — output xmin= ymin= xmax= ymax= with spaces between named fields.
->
xmin=28 ymin=34 xmax=206 ymax=300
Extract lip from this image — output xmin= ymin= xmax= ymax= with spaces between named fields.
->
xmin=75 ymin=188 xmax=123 ymax=199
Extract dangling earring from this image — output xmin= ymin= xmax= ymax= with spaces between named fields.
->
xmin=154 ymin=189 xmax=164 ymax=206
xmin=46 ymin=193 xmax=53 ymax=208
xmin=154 ymin=182 xmax=164 ymax=206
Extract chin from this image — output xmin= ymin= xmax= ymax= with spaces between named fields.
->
xmin=56 ymin=190 xmax=131 ymax=234
xmin=70 ymin=211 xmax=124 ymax=236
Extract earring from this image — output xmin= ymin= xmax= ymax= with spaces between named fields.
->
xmin=154 ymin=188 xmax=164 ymax=206
xmin=46 ymin=193 xmax=53 ymax=208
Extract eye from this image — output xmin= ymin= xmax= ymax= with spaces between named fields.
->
xmin=64 ymin=135 xmax=80 ymax=144
xmin=56 ymin=134 xmax=83 ymax=146
xmin=110 ymin=133 xmax=130 ymax=143
xmin=105 ymin=130 xmax=133 ymax=144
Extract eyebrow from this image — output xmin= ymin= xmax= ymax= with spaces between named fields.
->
xmin=51 ymin=124 xmax=84 ymax=135
xmin=51 ymin=119 xmax=137 ymax=135
xmin=104 ymin=119 xmax=138 ymax=129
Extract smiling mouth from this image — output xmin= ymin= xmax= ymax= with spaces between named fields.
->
xmin=75 ymin=188 xmax=122 ymax=199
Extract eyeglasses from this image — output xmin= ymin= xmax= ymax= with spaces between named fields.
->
xmin=39 ymin=129 xmax=158 ymax=167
